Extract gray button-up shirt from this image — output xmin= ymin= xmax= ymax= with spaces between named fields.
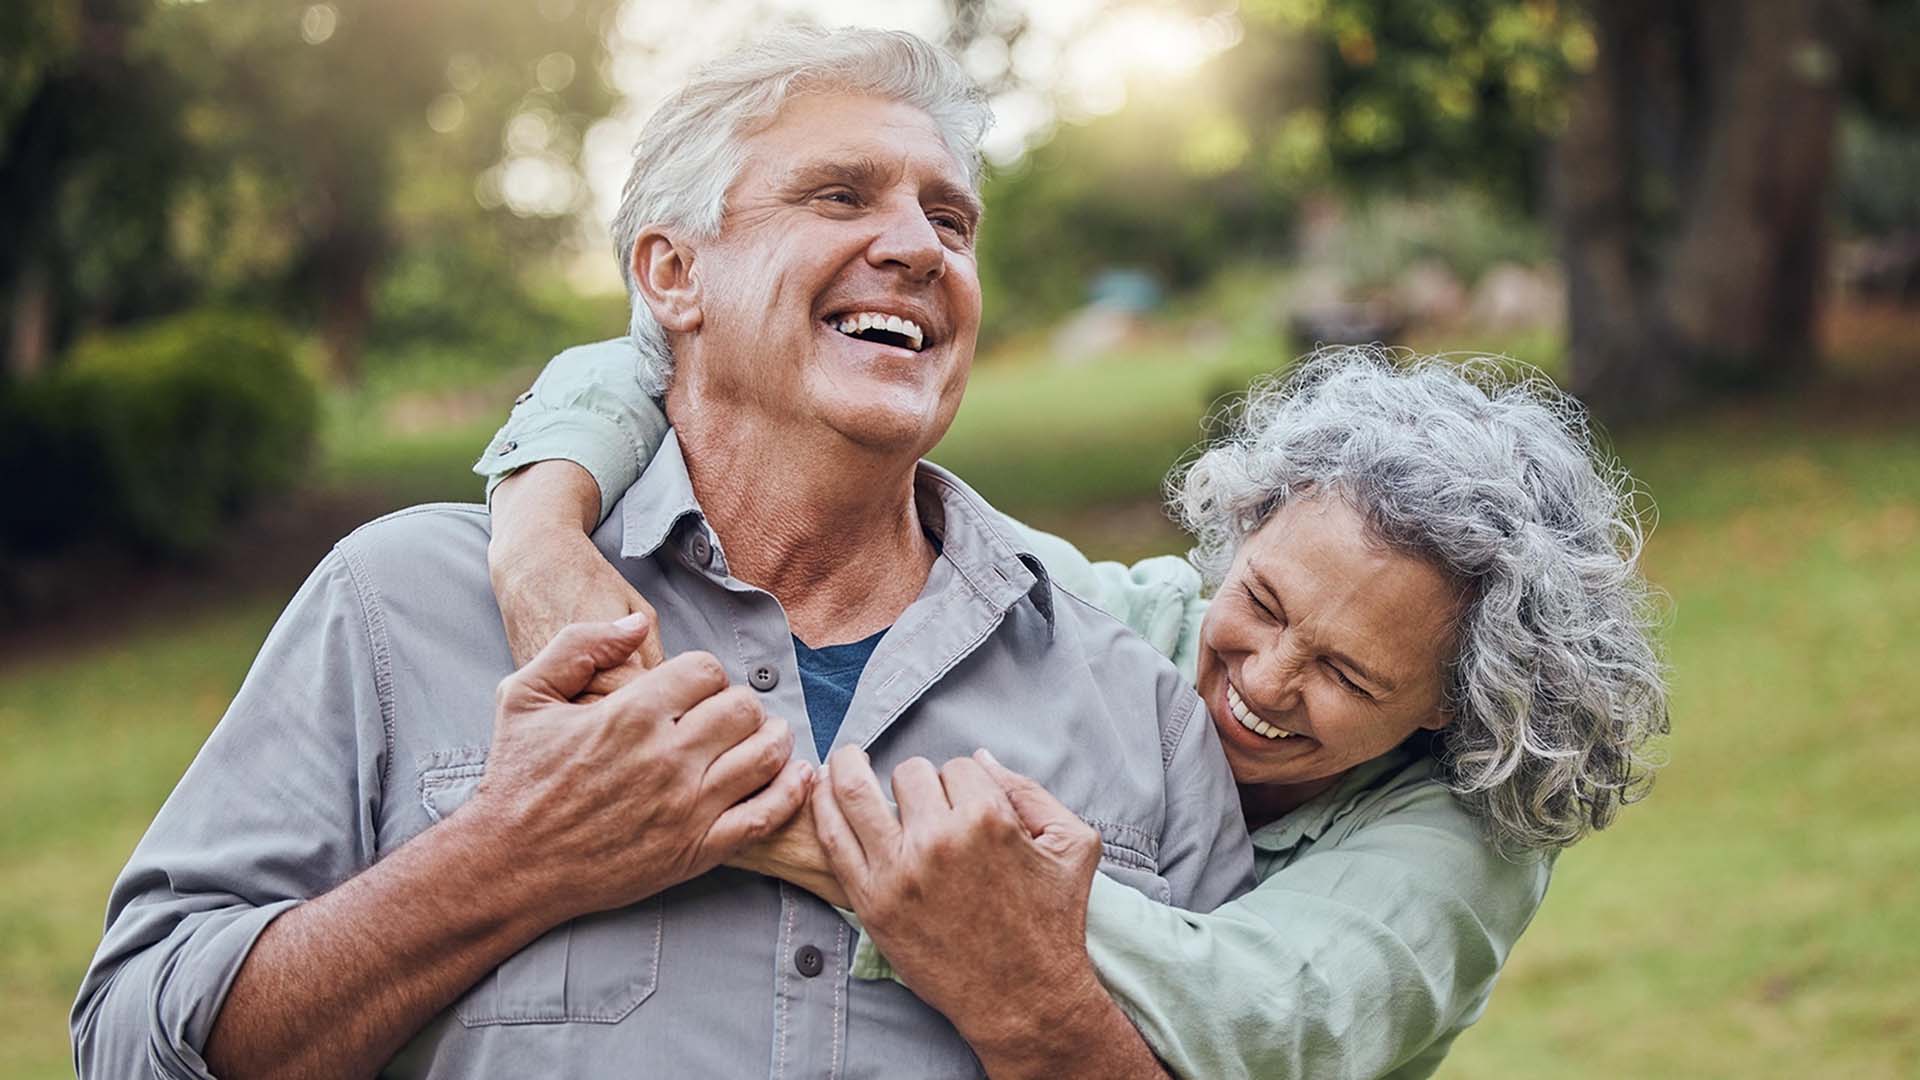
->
xmin=73 ymin=433 xmax=1254 ymax=1079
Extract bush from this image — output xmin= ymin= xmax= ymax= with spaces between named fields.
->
xmin=0 ymin=310 xmax=317 ymax=555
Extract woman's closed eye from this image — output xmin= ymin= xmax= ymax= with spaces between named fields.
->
xmin=1243 ymin=583 xmax=1282 ymax=623
xmin=1324 ymin=661 xmax=1372 ymax=699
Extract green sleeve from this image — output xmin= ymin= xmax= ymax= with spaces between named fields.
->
xmin=1078 ymin=795 xmax=1552 ymax=1080
xmin=473 ymin=337 xmax=668 ymax=527
xmin=998 ymin=521 xmax=1210 ymax=684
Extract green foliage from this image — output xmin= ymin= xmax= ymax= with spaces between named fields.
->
xmin=0 ymin=310 xmax=317 ymax=555
xmin=1241 ymin=0 xmax=1588 ymax=207
xmin=1836 ymin=111 xmax=1920 ymax=236
xmin=979 ymin=90 xmax=1297 ymax=335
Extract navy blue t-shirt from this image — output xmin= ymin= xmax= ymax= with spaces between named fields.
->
xmin=792 ymin=627 xmax=887 ymax=758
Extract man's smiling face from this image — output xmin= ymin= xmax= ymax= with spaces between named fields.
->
xmin=667 ymin=92 xmax=984 ymax=458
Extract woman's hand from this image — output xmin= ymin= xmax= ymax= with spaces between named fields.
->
xmin=809 ymin=748 xmax=1153 ymax=1077
xmin=489 ymin=460 xmax=662 ymax=698
xmin=726 ymin=798 xmax=852 ymax=909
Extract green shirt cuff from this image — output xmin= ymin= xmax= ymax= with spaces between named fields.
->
xmin=475 ymin=409 xmax=642 ymax=525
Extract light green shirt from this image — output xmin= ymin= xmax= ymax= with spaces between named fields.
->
xmin=476 ymin=338 xmax=1554 ymax=1080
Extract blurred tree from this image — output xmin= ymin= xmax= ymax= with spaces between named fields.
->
xmin=148 ymin=0 xmax=616 ymax=382
xmin=0 ymin=0 xmax=193 ymax=377
xmin=1 ymin=0 xmax=616 ymax=384
xmin=1247 ymin=0 xmax=1920 ymax=416
xmin=1553 ymin=0 xmax=1871 ymax=418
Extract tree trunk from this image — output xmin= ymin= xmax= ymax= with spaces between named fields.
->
xmin=316 ymin=242 xmax=375 ymax=385
xmin=1554 ymin=0 xmax=1866 ymax=423
xmin=7 ymin=262 xmax=53 ymax=377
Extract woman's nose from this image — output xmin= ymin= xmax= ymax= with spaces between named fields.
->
xmin=1244 ymin=649 xmax=1305 ymax=713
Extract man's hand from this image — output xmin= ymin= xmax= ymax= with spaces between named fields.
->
xmin=727 ymin=795 xmax=851 ymax=908
xmin=473 ymin=614 xmax=813 ymax=922
xmin=810 ymin=747 xmax=1165 ymax=1078
xmin=489 ymin=460 xmax=660 ymax=699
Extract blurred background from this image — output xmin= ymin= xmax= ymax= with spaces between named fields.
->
xmin=2 ymin=1 xmax=1916 ymax=1075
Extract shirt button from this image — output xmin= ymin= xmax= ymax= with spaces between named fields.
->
xmin=514 ymin=390 xmax=534 ymax=406
xmin=794 ymin=944 xmax=824 ymax=978
xmin=688 ymin=533 xmax=713 ymax=566
xmin=498 ymin=439 xmax=518 ymax=454
xmin=749 ymin=665 xmax=779 ymax=692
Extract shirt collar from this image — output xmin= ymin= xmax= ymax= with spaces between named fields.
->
xmin=615 ymin=431 xmax=1055 ymax=633
xmin=1248 ymin=742 xmax=1430 ymax=852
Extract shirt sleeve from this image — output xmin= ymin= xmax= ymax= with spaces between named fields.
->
xmin=1082 ymin=797 xmax=1553 ymax=1080
xmin=1150 ymin=691 xmax=1257 ymax=912
xmin=473 ymin=337 xmax=670 ymax=527
xmin=70 ymin=550 xmax=390 ymax=1079
xmin=1001 ymin=520 xmax=1210 ymax=680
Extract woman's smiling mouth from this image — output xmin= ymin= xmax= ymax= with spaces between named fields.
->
xmin=1226 ymin=681 xmax=1294 ymax=740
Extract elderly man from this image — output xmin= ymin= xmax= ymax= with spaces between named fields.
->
xmin=72 ymin=27 xmax=1251 ymax=1080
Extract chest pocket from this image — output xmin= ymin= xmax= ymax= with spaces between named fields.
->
xmin=1087 ymin=818 xmax=1172 ymax=905
xmin=420 ymin=758 xmax=664 ymax=1026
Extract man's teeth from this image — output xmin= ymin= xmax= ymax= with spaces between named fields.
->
xmin=1226 ymin=682 xmax=1292 ymax=740
xmin=832 ymin=312 xmax=925 ymax=351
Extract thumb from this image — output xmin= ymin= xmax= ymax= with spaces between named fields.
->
xmin=516 ymin=612 xmax=655 ymax=701
xmin=973 ymin=749 xmax=1081 ymax=840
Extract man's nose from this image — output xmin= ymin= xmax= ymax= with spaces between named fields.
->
xmin=866 ymin=201 xmax=945 ymax=282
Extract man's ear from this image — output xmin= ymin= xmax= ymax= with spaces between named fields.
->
xmin=1420 ymin=708 xmax=1453 ymax=733
xmin=630 ymin=227 xmax=701 ymax=334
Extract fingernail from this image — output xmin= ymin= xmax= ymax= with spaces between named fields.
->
xmin=615 ymin=612 xmax=647 ymax=631
xmin=976 ymin=747 xmax=1002 ymax=767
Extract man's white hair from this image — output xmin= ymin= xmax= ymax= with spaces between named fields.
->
xmin=610 ymin=26 xmax=992 ymax=397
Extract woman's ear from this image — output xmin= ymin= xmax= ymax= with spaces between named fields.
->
xmin=629 ymin=227 xmax=701 ymax=334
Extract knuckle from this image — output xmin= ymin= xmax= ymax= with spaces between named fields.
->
xmin=683 ymin=651 xmax=728 ymax=689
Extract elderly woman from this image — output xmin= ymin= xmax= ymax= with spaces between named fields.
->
xmin=477 ymin=346 xmax=1667 ymax=1078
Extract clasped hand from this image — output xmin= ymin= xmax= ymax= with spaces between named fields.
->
xmin=471 ymin=613 xmax=813 ymax=922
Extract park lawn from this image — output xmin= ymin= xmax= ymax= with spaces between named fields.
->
xmin=2 ymin=356 xmax=1916 ymax=1077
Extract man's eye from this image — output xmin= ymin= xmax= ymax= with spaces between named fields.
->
xmin=930 ymin=212 xmax=966 ymax=233
xmin=816 ymin=190 xmax=859 ymax=207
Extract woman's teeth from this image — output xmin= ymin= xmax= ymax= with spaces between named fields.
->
xmin=1227 ymin=682 xmax=1292 ymax=740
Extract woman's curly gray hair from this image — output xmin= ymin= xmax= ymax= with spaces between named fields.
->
xmin=1174 ymin=347 xmax=1668 ymax=851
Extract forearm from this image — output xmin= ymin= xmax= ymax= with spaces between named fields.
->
xmin=965 ymin=966 xmax=1168 ymax=1080
xmin=490 ymin=459 xmax=600 ymax=542
xmin=205 ymin=814 xmax=562 ymax=1080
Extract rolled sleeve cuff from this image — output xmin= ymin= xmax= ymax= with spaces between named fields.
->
xmin=81 ymin=899 xmax=302 ymax=1080
xmin=474 ymin=409 xmax=640 ymax=525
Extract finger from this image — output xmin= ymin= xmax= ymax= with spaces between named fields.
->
xmin=677 ymin=685 xmax=767 ymax=758
xmin=703 ymin=713 xmax=797 ymax=805
xmin=623 ymin=592 xmax=666 ymax=669
xmin=704 ymin=759 xmax=813 ymax=855
xmin=889 ymin=757 xmax=951 ymax=828
xmin=938 ymin=757 xmax=1020 ymax=831
xmin=973 ymin=749 xmax=1083 ymax=839
xmin=808 ymin=769 xmax=871 ymax=884
xmin=600 ymin=649 xmax=729 ymax=721
xmin=826 ymin=747 xmax=903 ymax=857
xmin=580 ymin=655 xmax=650 ymax=701
xmin=507 ymin=613 xmax=655 ymax=704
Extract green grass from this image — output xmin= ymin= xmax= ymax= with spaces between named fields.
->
xmin=4 ymin=341 xmax=1917 ymax=1076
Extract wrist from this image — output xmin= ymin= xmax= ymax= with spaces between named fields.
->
xmin=434 ymin=798 xmax=582 ymax=933
xmin=962 ymin=960 xmax=1113 ymax=1074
